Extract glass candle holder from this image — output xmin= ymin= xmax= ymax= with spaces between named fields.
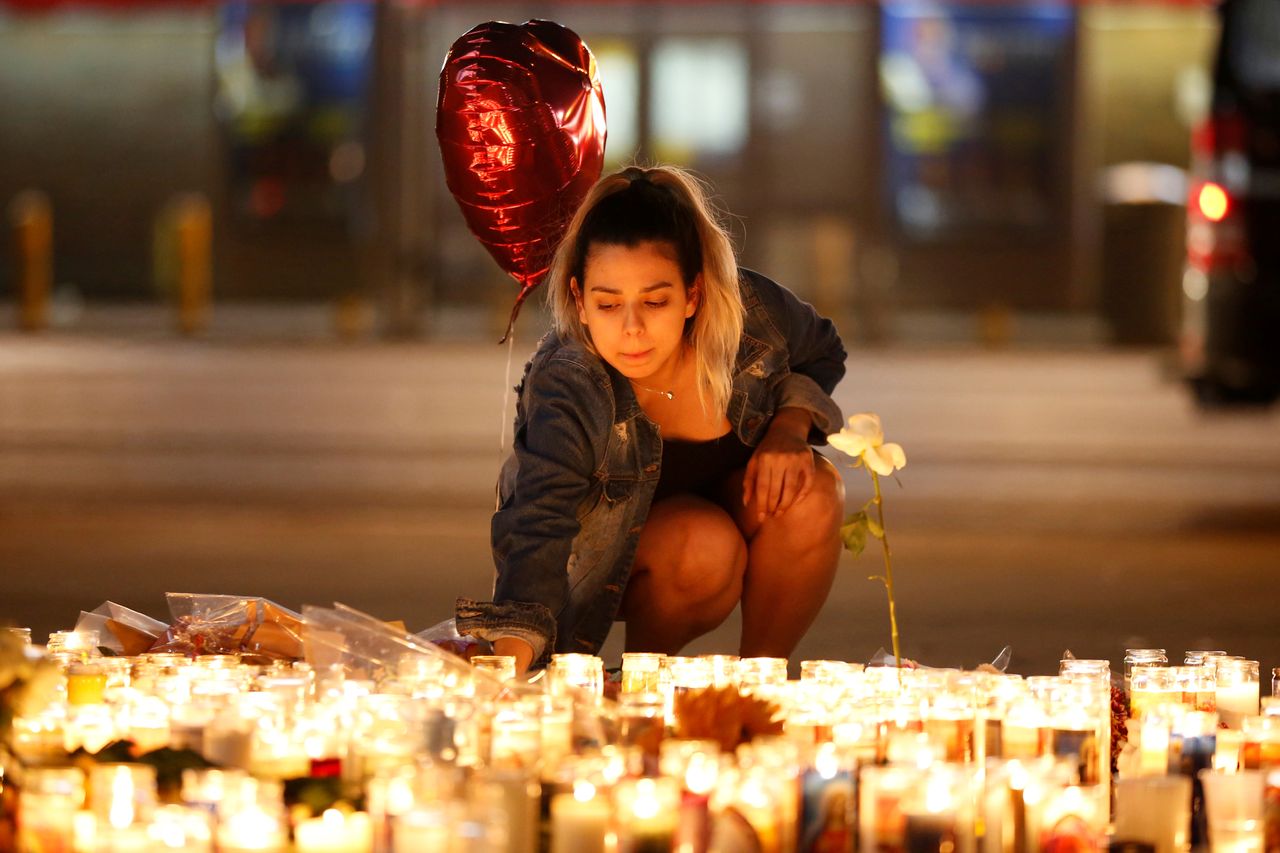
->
xmin=46 ymin=629 xmax=99 ymax=665
xmin=471 ymin=655 xmax=518 ymax=683
xmin=1125 ymin=649 xmax=1169 ymax=691
xmin=89 ymin=763 xmax=157 ymax=831
xmin=611 ymin=773 xmax=680 ymax=845
xmin=1171 ymin=710 xmax=1219 ymax=848
xmin=548 ymin=654 xmax=604 ymax=701
xmin=1218 ymin=660 xmax=1261 ymax=728
xmin=1241 ymin=716 xmax=1280 ymax=771
xmin=66 ymin=661 xmax=108 ymax=706
xmin=736 ymin=657 xmax=788 ymax=699
xmin=1199 ymin=769 xmax=1265 ymax=853
xmin=859 ymin=764 xmax=920 ymax=853
xmin=551 ymin=778 xmax=612 ymax=853
xmin=1175 ymin=665 xmax=1217 ymax=713
xmin=17 ymin=767 xmax=84 ymax=853
xmin=900 ymin=765 xmax=976 ymax=853
xmin=621 ymin=653 xmax=665 ymax=695
xmin=1130 ymin=665 xmax=1179 ymax=721
xmin=1113 ymin=775 xmax=1191 ymax=853
xmin=701 ymin=654 xmax=740 ymax=689
xmin=489 ymin=695 xmax=543 ymax=773
xmin=2 ymin=626 xmax=33 ymax=645
xmin=1185 ymin=650 xmax=1228 ymax=666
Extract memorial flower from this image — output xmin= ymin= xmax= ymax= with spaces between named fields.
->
xmin=828 ymin=413 xmax=908 ymax=670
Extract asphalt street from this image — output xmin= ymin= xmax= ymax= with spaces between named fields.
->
xmin=2 ymin=330 xmax=1279 ymax=676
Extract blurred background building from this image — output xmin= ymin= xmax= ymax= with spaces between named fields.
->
xmin=0 ymin=0 xmax=1218 ymax=345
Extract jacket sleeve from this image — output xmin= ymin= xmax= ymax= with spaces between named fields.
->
xmin=749 ymin=270 xmax=848 ymax=443
xmin=455 ymin=355 xmax=602 ymax=667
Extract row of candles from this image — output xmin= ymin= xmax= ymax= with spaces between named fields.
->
xmin=4 ymin=627 xmax=1280 ymax=853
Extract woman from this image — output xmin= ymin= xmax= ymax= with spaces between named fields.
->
xmin=456 ymin=165 xmax=847 ymax=674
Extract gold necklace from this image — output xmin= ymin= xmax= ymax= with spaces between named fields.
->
xmin=632 ymin=382 xmax=674 ymax=401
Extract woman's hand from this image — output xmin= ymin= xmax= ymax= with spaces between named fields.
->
xmin=743 ymin=407 xmax=815 ymax=522
xmin=492 ymin=635 xmax=535 ymax=676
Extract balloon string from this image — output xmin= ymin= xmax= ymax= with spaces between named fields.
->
xmin=500 ymin=329 xmax=516 ymax=461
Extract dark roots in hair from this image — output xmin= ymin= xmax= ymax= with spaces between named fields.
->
xmin=570 ymin=172 xmax=703 ymax=287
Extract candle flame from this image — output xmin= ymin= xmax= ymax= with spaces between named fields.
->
xmin=574 ymin=780 xmax=597 ymax=802
xmin=108 ymin=766 xmax=136 ymax=830
xmin=322 ymin=808 xmax=345 ymax=828
xmin=632 ymin=778 xmax=661 ymax=820
xmin=685 ymin=753 xmax=718 ymax=795
xmin=815 ymin=743 xmax=840 ymax=781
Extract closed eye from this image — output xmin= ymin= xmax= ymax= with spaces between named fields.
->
xmin=645 ymin=301 xmax=668 ymax=309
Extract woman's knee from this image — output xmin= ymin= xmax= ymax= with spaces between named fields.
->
xmin=787 ymin=454 xmax=845 ymax=535
xmin=636 ymin=498 xmax=746 ymax=605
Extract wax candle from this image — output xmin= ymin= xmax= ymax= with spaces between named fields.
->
xmin=16 ymin=767 xmax=83 ymax=853
xmin=1217 ymin=661 xmax=1260 ymax=728
xmin=216 ymin=805 xmax=287 ymax=852
xmin=616 ymin=777 xmax=679 ymax=853
xmin=800 ymin=744 xmax=855 ymax=853
xmin=551 ymin=780 xmax=611 ymax=853
xmin=295 ymin=809 xmax=373 ymax=853
xmin=1113 ymin=776 xmax=1191 ymax=853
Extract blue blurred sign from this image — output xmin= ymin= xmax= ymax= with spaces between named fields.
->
xmin=880 ymin=1 xmax=1075 ymax=239
xmin=214 ymin=0 xmax=374 ymax=223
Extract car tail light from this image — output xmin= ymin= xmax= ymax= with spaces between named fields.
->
xmin=1186 ymin=112 xmax=1251 ymax=274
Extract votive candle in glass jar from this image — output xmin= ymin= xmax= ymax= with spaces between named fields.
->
xmin=89 ymin=763 xmax=157 ymax=833
xmin=859 ymin=765 xmax=919 ymax=853
xmin=615 ymin=776 xmax=680 ymax=853
xmin=659 ymin=739 xmax=719 ymax=853
xmin=621 ymin=653 xmax=665 ymax=695
xmin=1185 ymin=650 xmax=1229 ymax=666
xmin=702 ymin=654 xmax=739 ymax=689
xmin=550 ymin=779 xmax=611 ymax=853
xmin=489 ymin=696 xmax=543 ymax=773
xmin=548 ymin=654 xmax=604 ymax=701
xmin=619 ymin=692 xmax=666 ymax=771
xmin=1241 ymin=716 xmax=1280 ymax=771
xmin=147 ymin=804 xmax=214 ymax=853
xmin=17 ymin=767 xmax=84 ymax=853
xmin=294 ymin=808 xmax=373 ymax=853
xmin=799 ymin=742 xmax=857 ymax=853
xmin=2 ymin=626 xmax=32 ymax=645
xmin=1217 ymin=660 xmax=1261 ymax=728
xmin=1125 ymin=649 xmax=1169 ymax=692
xmin=1130 ymin=665 xmax=1179 ymax=721
xmin=1176 ymin=665 xmax=1217 ymax=712
xmin=66 ymin=661 xmax=108 ymax=706
xmin=1170 ymin=710 xmax=1218 ymax=848
xmin=471 ymin=655 xmax=518 ymax=683
xmin=736 ymin=657 xmax=788 ymax=700
xmin=46 ymin=630 xmax=99 ymax=665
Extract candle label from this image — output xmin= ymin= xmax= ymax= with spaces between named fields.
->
xmin=1040 ymin=815 xmax=1099 ymax=853
xmin=1051 ymin=729 xmax=1099 ymax=786
xmin=1169 ymin=733 xmax=1214 ymax=847
xmin=800 ymin=770 xmax=855 ymax=853
xmin=1265 ymin=779 xmax=1280 ymax=853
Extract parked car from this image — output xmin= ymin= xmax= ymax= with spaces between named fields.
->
xmin=1181 ymin=0 xmax=1280 ymax=406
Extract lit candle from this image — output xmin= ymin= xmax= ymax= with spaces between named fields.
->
xmin=551 ymin=780 xmax=611 ymax=853
xmin=216 ymin=805 xmax=287 ymax=853
xmin=16 ymin=767 xmax=83 ymax=853
xmin=616 ymin=777 xmax=679 ymax=853
xmin=295 ymin=809 xmax=373 ymax=853
xmin=800 ymin=744 xmax=855 ymax=853
xmin=1217 ymin=660 xmax=1260 ymax=729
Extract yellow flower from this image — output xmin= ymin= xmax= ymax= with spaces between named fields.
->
xmin=828 ymin=413 xmax=906 ymax=477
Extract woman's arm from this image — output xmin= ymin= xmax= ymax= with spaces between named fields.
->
xmin=747 ymin=269 xmax=847 ymax=443
xmin=456 ymin=356 xmax=604 ymax=670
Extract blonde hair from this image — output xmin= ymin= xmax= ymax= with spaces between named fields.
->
xmin=545 ymin=165 xmax=744 ymax=417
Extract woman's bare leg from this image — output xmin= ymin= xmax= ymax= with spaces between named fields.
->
xmin=620 ymin=495 xmax=748 ymax=654
xmin=722 ymin=453 xmax=845 ymax=658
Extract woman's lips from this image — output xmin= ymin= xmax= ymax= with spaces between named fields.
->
xmin=619 ymin=349 xmax=653 ymax=362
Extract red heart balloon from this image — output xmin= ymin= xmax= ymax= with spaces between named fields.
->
xmin=436 ymin=20 xmax=606 ymax=341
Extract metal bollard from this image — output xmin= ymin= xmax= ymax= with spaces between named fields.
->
xmin=8 ymin=190 xmax=53 ymax=332
xmin=155 ymin=193 xmax=212 ymax=336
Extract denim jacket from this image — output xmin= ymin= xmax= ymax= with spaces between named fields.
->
xmin=455 ymin=269 xmax=846 ymax=668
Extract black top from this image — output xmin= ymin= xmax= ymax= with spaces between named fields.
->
xmin=652 ymin=430 xmax=756 ymax=504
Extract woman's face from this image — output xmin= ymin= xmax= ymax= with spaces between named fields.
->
xmin=574 ymin=240 xmax=699 ymax=385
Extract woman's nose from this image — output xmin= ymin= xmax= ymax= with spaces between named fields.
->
xmin=623 ymin=304 xmax=643 ymax=334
